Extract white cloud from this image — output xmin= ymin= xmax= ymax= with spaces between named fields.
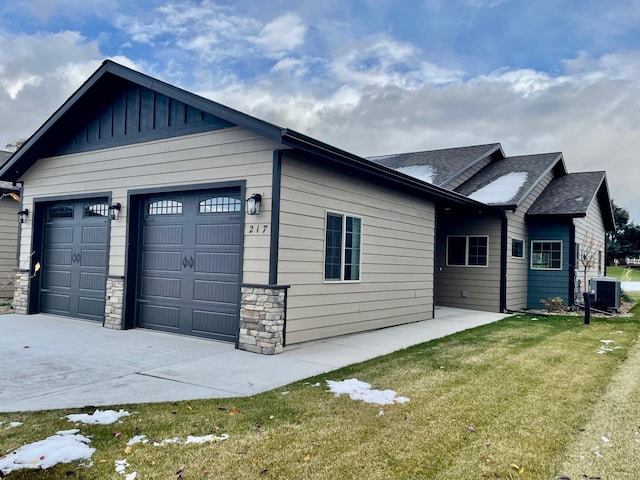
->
xmin=252 ymin=13 xmax=307 ymax=58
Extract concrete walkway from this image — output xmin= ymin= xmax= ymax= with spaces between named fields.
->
xmin=0 ymin=307 xmax=508 ymax=412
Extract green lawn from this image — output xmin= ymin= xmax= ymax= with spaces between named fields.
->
xmin=2 ymin=307 xmax=640 ymax=479
xmin=607 ymin=266 xmax=640 ymax=281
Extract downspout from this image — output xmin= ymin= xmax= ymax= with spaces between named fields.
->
xmin=500 ymin=211 xmax=507 ymax=313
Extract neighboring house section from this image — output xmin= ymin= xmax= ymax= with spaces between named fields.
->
xmin=0 ymin=60 xmax=486 ymax=353
xmin=372 ymin=147 xmax=614 ymax=313
xmin=527 ymin=171 xmax=613 ymax=307
xmin=0 ymin=150 xmax=19 ymax=299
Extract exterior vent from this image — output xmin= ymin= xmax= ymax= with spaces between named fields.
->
xmin=588 ymin=277 xmax=621 ymax=312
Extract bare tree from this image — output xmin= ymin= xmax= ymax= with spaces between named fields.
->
xmin=576 ymin=232 xmax=603 ymax=292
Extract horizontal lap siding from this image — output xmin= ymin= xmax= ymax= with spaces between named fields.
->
xmin=279 ymin=156 xmax=435 ymax=345
xmin=19 ymin=127 xmax=280 ymax=284
xmin=0 ymin=197 xmax=18 ymax=298
xmin=574 ymin=198 xmax=606 ymax=293
xmin=505 ymin=170 xmax=555 ymax=310
xmin=527 ymin=221 xmax=571 ymax=308
xmin=435 ymin=211 xmax=502 ymax=312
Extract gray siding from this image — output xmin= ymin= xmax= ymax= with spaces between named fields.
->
xmin=505 ymin=170 xmax=556 ymax=310
xmin=279 ymin=155 xmax=435 ymax=344
xmin=445 ymin=156 xmax=493 ymax=190
xmin=18 ymin=127 xmax=282 ymax=285
xmin=0 ymin=195 xmax=18 ymax=298
xmin=435 ymin=210 xmax=502 ymax=312
xmin=574 ymin=197 xmax=607 ymax=297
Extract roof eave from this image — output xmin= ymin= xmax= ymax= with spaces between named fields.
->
xmin=512 ymin=153 xmax=565 ymax=208
xmin=281 ymin=130 xmax=493 ymax=209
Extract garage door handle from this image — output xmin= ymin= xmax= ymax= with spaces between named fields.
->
xmin=182 ymin=256 xmax=188 ymax=268
xmin=188 ymin=256 xmax=194 ymax=269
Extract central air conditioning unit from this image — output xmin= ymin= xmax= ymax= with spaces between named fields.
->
xmin=588 ymin=277 xmax=621 ymax=312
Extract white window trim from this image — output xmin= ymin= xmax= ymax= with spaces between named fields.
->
xmin=323 ymin=210 xmax=363 ymax=283
xmin=446 ymin=235 xmax=489 ymax=268
xmin=530 ymin=240 xmax=563 ymax=271
xmin=511 ymin=237 xmax=525 ymax=259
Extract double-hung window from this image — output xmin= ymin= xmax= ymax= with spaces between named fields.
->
xmin=511 ymin=238 xmax=524 ymax=259
xmin=531 ymin=241 xmax=562 ymax=270
xmin=446 ymin=235 xmax=488 ymax=266
xmin=324 ymin=212 xmax=362 ymax=281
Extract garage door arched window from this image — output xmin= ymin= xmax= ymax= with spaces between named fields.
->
xmin=147 ymin=200 xmax=183 ymax=215
xmin=199 ymin=195 xmax=241 ymax=213
xmin=84 ymin=203 xmax=110 ymax=217
xmin=48 ymin=205 xmax=74 ymax=220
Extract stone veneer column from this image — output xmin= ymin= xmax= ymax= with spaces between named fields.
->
xmin=12 ymin=270 xmax=29 ymax=314
xmin=239 ymin=285 xmax=288 ymax=355
xmin=104 ymin=277 xmax=124 ymax=329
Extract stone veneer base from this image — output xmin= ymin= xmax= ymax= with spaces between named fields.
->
xmin=239 ymin=285 xmax=287 ymax=355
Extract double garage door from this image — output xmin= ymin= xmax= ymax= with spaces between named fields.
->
xmin=40 ymin=189 xmax=242 ymax=342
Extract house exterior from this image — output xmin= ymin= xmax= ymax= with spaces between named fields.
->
xmin=0 ymin=60 xmax=489 ymax=354
xmin=0 ymin=150 xmax=19 ymax=299
xmin=370 ymin=147 xmax=615 ymax=312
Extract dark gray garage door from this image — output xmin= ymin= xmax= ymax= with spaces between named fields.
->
xmin=40 ymin=200 xmax=109 ymax=321
xmin=136 ymin=189 xmax=242 ymax=341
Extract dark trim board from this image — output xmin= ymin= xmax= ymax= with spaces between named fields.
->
xmin=500 ymin=212 xmax=507 ymax=312
xmin=269 ymin=150 xmax=282 ymax=285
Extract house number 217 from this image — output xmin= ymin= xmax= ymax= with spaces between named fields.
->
xmin=247 ymin=224 xmax=269 ymax=235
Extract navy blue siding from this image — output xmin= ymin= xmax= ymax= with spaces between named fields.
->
xmin=55 ymin=80 xmax=234 ymax=156
xmin=527 ymin=221 xmax=571 ymax=308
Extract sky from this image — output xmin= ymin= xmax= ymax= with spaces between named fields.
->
xmin=0 ymin=0 xmax=639 ymax=221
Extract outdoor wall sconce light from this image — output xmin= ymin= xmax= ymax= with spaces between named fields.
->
xmin=17 ymin=208 xmax=29 ymax=224
xmin=246 ymin=194 xmax=262 ymax=216
xmin=109 ymin=202 xmax=121 ymax=220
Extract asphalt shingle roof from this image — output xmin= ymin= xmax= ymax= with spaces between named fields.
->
xmin=454 ymin=153 xmax=563 ymax=207
xmin=527 ymin=171 xmax=606 ymax=217
xmin=367 ymin=143 xmax=501 ymax=187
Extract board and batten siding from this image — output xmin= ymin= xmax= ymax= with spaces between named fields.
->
xmin=504 ymin=169 xmax=556 ymax=310
xmin=278 ymin=155 xmax=435 ymax=345
xmin=574 ymin=196 xmax=606 ymax=293
xmin=435 ymin=211 xmax=503 ymax=312
xmin=18 ymin=127 xmax=282 ymax=285
xmin=0 ymin=196 xmax=18 ymax=298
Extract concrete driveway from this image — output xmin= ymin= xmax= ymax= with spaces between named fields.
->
xmin=1 ymin=307 xmax=508 ymax=412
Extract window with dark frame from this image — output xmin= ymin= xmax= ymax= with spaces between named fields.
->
xmin=447 ymin=236 xmax=488 ymax=266
xmin=531 ymin=240 xmax=562 ymax=270
xmin=511 ymin=238 xmax=524 ymax=258
xmin=324 ymin=212 xmax=361 ymax=281
xmin=147 ymin=199 xmax=183 ymax=215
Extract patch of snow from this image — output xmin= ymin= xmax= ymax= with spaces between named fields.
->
xmin=185 ymin=433 xmax=230 ymax=444
xmin=6 ymin=421 xmax=23 ymax=429
xmin=622 ymin=281 xmax=640 ymax=292
xmin=126 ymin=434 xmax=228 ymax=447
xmin=601 ymin=436 xmax=610 ymax=443
xmin=368 ymin=154 xmax=399 ymax=161
xmin=575 ymin=196 xmax=584 ymax=202
xmin=326 ymin=379 xmax=410 ymax=405
xmin=395 ymin=165 xmax=435 ymax=184
xmin=0 ymin=430 xmax=95 ymax=475
xmin=600 ymin=340 xmax=615 ymax=345
xmin=468 ymin=171 xmax=528 ymax=204
xmin=66 ymin=409 xmax=130 ymax=425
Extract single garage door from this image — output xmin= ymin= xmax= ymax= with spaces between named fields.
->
xmin=40 ymin=199 xmax=109 ymax=321
xmin=136 ymin=189 xmax=242 ymax=341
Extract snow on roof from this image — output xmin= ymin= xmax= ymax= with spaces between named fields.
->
xmin=468 ymin=171 xmax=528 ymax=204
xmin=395 ymin=164 xmax=436 ymax=184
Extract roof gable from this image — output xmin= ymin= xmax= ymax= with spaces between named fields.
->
xmin=367 ymin=143 xmax=504 ymax=187
xmin=454 ymin=153 xmax=566 ymax=207
xmin=526 ymin=171 xmax=615 ymax=230
xmin=0 ymin=60 xmax=285 ymax=182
